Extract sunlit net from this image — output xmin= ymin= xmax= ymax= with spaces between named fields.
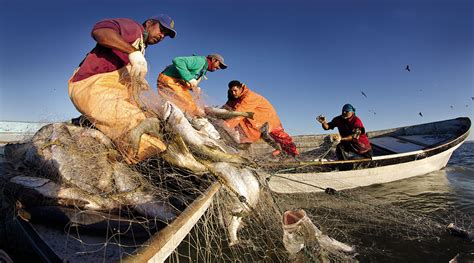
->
xmin=0 ymin=81 xmax=471 ymax=262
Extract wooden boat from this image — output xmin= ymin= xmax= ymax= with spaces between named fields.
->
xmin=251 ymin=117 xmax=471 ymax=194
xmin=0 ymin=121 xmax=221 ymax=262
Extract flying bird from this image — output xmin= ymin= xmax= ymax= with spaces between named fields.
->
xmin=368 ymin=109 xmax=376 ymax=115
xmin=405 ymin=65 xmax=411 ymax=72
xmin=450 ymin=105 xmax=454 ymax=109
xmin=471 ymin=97 xmax=474 ymax=100
xmin=418 ymin=112 xmax=423 ymax=117
xmin=361 ymin=91 xmax=367 ymax=98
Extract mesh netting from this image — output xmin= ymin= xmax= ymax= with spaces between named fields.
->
xmin=0 ymin=85 xmax=472 ymax=262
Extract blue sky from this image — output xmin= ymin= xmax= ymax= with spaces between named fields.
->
xmin=0 ymin=0 xmax=472 ymax=139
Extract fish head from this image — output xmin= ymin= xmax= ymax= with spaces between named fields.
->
xmin=282 ymin=209 xmax=311 ymax=254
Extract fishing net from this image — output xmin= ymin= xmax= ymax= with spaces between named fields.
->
xmin=1 ymin=83 xmax=472 ymax=263
xmin=270 ymin=171 xmax=474 ymax=262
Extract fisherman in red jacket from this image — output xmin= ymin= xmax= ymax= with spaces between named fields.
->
xmin=317 ymin=104 xmax=372 ymax=160
xmin=224 ymin=80 xmax=299 ymax=157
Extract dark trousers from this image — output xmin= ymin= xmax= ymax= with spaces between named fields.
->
xmin=336 ymin=143 xmax=373 ymax=161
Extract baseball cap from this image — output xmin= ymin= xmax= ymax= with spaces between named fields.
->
xmin=151 ymin=14 xmax=176 ymax=38
xmin=208 ymin=53 xmax=228 ymax=69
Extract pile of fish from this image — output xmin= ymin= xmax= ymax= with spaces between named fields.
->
xmin=5 ymin=89 xmax=265 ymax=245
xmin=5 ymin=90 xmax=357 ymax=257
xmin=5 ymin=123 xmax=180 ymax=221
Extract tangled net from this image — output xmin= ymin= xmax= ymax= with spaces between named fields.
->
xmin=0 ymin=84 xmax=472 ymax=263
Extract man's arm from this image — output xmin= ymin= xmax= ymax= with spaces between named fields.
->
xmin=172 ymin=56 xmax=206 ymax=82
xmin=317 ymin=115 xmax=330 ymax=130
xmin=92 ymin=28 xmax=137 ymax=54
xmin=224 ymin=95 xmax=260 ymax=128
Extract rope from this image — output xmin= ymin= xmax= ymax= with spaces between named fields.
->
xmin=266 ymin=141 xmax=338 ymax=181
xmin=270 ymin=174 xmax=336 ymax=194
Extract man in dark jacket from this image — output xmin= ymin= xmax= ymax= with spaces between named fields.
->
xmin=317 ymin=104 xmax=372 ymax=160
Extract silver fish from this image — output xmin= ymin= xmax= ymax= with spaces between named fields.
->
xmin=10 ymin=175 xmax=118 ymax=210
xmin=112 ymin=163 xmax=180 ymax=221
xmin=189 ymin=116 xmax=221 ymax=140
xmin=161 ymin=133 xmax=208 ymax=174
xmin=25 ymin=123 xmax=113 ymax=195
xmin=137 ymin=91 xmax=248 ymax=163
xmin=208 ymin=118 xmax=241 ymax=146
xmin=162 ymin=101 xmax=225 ymax=151
xmin=207 ymin=162 xmax=261 ymax=246
xmin=447 ymin=223 xmax=474 ymax=241
xmin=161 ymin=102 xmax=251 ymax=164
xmin=9 ymin=123 xmax=179 ymax=221
xmin=204 ymin=106 xmax=254 ymax=120
xmin=282 ymin=209 xmax=355 ymax=258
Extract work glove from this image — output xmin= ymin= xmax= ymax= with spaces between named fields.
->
xmin=188 ymin=78 xmax=198 ymax=87
xmin=128 ymin=51 xmax=148 ymax=80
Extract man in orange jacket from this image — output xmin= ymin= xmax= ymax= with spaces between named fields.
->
xmin=223 ymin=80 xmax=299 ymax=157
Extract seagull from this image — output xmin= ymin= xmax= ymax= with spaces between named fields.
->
xmin=418 ymin=112 xmax=423 ymax=117
xmin=405 ymin=65 xmax=411 ymax=72
xmin=450 ymin=105 xmax=454 ymax=109
xmin=368 ymin=109 xmax=376 ymax=115
xmin=471 ymin=97 xmax=474 ymax=100
xmin=361 ymin=91 xmax=367 ymax=98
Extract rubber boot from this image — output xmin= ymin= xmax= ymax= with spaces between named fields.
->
xmin=260 ymin=122 xmax=282 ymax=154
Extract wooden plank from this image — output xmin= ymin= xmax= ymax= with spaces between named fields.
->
xmin=124 ymin=182 xmax=221 ymax=263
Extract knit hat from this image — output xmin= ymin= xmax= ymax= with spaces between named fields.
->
xmin=342 ymin=104 xmax=356 ymax=112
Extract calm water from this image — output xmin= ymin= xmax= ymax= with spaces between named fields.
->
xmin=280 ymin=141 xmax=474 ymax=262
xmin=358 ymin=141 xmax=474 ymax=262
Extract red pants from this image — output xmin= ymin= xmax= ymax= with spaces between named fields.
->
xmin=270 ymin=127 xmax=299 ymax=156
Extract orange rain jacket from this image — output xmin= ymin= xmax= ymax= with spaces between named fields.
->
xmin=224 ymin=84 xmax=283 ymax=143
xmin=224 ymin=84 xmax=298 ymax=156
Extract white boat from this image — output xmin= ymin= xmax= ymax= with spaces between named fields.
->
xmin=251 ymin=117 xmax=471 ymax=194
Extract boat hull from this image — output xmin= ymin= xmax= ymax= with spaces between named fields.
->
xmin=267 ymin=117 xmax=471 ymax=194
xmin=268 ymin=142 xmax=462 ymax=194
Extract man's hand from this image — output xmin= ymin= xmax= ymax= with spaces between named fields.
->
xmin=188 ymin=78 xmax=198 ymax=87
xmin=331 ymin=134 xmax=341 ymax=143
xmin=317 ymin=115 xmax=327 ymax=124
xmin=128 ymin=51 xmax=148 ymax=79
